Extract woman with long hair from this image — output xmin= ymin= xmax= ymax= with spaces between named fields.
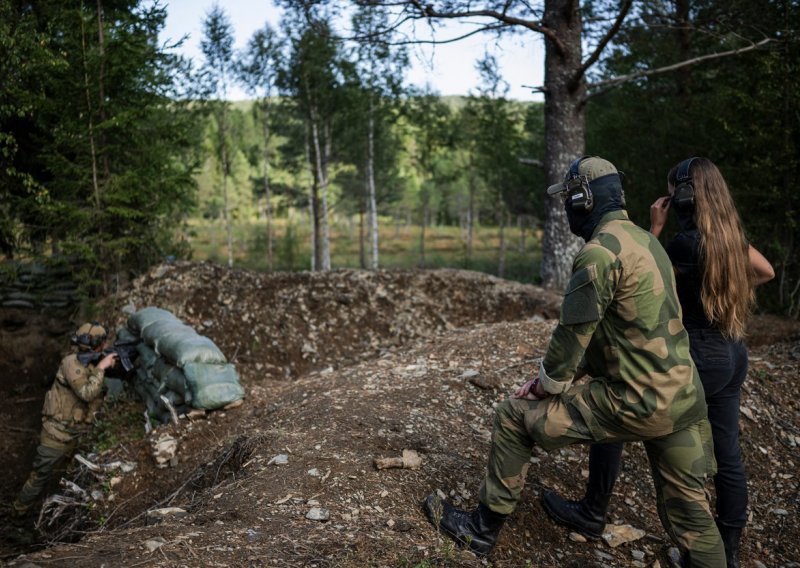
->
xmin=541 ymin=157 xmax=774 ymax=568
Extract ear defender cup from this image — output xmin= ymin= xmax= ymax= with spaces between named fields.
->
xmin=672 ymin=157 xmax=698 ymax=209
xmin=566 ymin=155 xmax=594 ymax=212
xmin=71 ymin=321 xmax=107 ymax=349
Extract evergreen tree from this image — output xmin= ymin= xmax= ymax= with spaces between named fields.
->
xmin=1 ymin=0 xmax=200 ymax=291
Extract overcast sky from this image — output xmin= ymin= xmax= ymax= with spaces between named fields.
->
xmin=159 ymin=0 xmax=545 ymax=101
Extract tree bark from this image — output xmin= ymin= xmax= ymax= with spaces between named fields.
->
xmin=260 ymin=103 xmax=273 ymax=271
xmin=304 ymin=123 xmax=317 ymax=271
xmin=541 ymin=0 xmax=585 ymax=289
xmin=497 ymin=202 xmax=507 ymax=279
xmin=367 ymin=95 xmax=379 ymax=269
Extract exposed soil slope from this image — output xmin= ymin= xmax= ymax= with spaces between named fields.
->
xmin=1 ymin=263 xmax=798 ymax=568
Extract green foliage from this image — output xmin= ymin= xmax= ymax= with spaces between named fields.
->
xmin=589 ymin=0 xmax=799 ymax=315
xmin=0 ymin=0 xmax=201 ymax=294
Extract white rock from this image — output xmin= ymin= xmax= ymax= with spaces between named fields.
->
xmin=268 ymin=454 xmax=289 ymax=465
xmin=144 ymin=537 xmax=168 ymax=553
xmin=306 ymin=507 xmax=330 ymax=521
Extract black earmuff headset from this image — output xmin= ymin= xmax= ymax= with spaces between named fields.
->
xmin=672 ymin=157 xmax=698 ymax=209
xmin=71 ymin=321 xmax=107 ymax=349
xmin=565 ymin=155 xmax=594 ymax=212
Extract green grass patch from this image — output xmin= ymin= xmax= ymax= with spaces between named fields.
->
xmin=185 ymin=217 xmax=543 ymax=285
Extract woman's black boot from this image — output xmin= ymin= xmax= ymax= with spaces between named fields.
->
xmin=717 ymin=522 xmax=742 ymax=568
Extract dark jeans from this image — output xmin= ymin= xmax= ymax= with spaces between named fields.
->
xmin=591 ymin=329 xmax=749 ymax=528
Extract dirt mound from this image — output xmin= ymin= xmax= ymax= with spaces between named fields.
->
xmin=100 ymin=262 xmax=562 ymax=378
xmin=2 ymin=264 xmax=798 ymax=567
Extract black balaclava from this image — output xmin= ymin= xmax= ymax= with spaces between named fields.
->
xmin=566 ymin=174 xmax=626 ymax=241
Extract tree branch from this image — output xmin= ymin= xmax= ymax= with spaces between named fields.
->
xmin=586 ymin=38 xmax=775 ymax=98
xmin=404 ymin=0 xmax=566 ymax=55
xmin=571 ymin=0 xmax=633 ymax=90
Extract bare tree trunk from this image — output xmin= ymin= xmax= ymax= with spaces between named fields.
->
xmin=498 ymin=203 xmax=507 ymax=279
xmin=95 ymin=0 xmax=110 ymax=181
xmin=419 ymin=197 xmax=428 ymax=268
xmin=359 ymin=207 xmax=366 ymax=269
xmin=308 ymin=111 xmax=331 ymax=270
xmin=304 ymin=124 xmax=317 ymax=271
xmin=80 ymin=13 xmax=100 ymax=212
xmin=518 ymin=215 xmax=526 ymax=252
xmin=321 ymin=121 xmax=332 ymax=270
xmin=222 ymin=140 xmax=232 ymax=268
xmin=541 ymin=0 xmax=585 ymax=289
xmin=367 ymin=96 xmax=379 ymax=269
xmin=260 ymin=104 xmax=273 ymax=271
xmin=467 ymin=171 xmax=475 ymax=266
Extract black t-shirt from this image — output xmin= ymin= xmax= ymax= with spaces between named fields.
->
xmin=665 ymin=229 xmax=714 ymax=330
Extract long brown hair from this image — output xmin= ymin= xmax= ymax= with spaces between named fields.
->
xmin=668 ymin=158 xmax=754 ymax=339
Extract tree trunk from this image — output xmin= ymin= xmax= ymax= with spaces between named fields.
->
xmin=498 ymin=202 xmax=507 ymax=279
xmin=367 ymin=97 xmax=379 ymax=269
xmin=541 ymin=0 xmax=585 ymax=289
xmin=95 ymin=0 xmax=110 ymax=181
xmin=80 ymin=12 xmax=100 ymax=213
xmin=310 ymin=115 xmax=328 ymax=271
xmin=419 ymin=198 xmax=428 ymax=268
xmin=304 ymin=123 xmax=317 ymax=271
xmin=310 ymin=117 xmax=331 ymax=270
xmin=359 ymin=206 xmax=366 ymax=269
xmin=261 ymin=104 xmax=273 ymax=271
xmin=222 ymin=142 xmax=232 ymax=268
xmin=467 ymin=170 xmax=475 ymax=267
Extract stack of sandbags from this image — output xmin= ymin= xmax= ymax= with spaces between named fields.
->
xmin=125 ymin=307 xmax=244 ymax=423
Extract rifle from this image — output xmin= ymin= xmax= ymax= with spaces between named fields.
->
xmin=77 ymin=339 xmax=142 ymax=376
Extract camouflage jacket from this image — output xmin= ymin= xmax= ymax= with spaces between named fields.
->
xmin=540 ymin=210 xmax=707 ymax=438
xmin=42 ymin=353 xmax=105 ymax=443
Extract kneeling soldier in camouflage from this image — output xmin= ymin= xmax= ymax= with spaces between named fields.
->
xmin=9 ymin=322 xmax=117 ymax=542
xmin=423 ymin=157 xmax=725 ymax=567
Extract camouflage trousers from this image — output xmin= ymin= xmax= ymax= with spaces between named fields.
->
xmin=12 ymin=429 xmax=76 ymax=517
xmin=478 ymin=385 xmax=725 ymax=568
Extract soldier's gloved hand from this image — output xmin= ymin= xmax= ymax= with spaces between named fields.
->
xmin=512 ymin=378 xmax=549 ymax=400
xmin=97 ymin=353 xmax=118 ymax=370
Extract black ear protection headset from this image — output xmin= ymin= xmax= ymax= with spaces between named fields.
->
xmin=71 ymin=321 xmax=107 ymax=349
xmin=672 ymin=157 xmax=698 ymax=209
xmin=564 ymin=155 xmax=594 ymax=212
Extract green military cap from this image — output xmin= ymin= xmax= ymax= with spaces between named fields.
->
xmin=546 ymin=156 xmax=619 ymax=197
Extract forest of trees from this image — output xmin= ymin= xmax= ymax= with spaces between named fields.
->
xmin=1 ymin=0 xmax=798 ymax=316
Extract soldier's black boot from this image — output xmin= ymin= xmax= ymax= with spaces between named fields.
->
xmin=542 ymin=442 xmax=623 ymax=539
xmin=6 ymin=507 xmax=36 ymax=545
xmin=422 ymin=494 xmax=507 ymax=557
xmin=717 ymin=521 xmax=742 ymax=568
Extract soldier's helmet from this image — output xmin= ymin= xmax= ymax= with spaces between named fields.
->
xmin=71 ymin=322 xmax=108 ymax=351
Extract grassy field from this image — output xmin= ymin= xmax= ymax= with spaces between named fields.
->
xmin=186 ymin=216 xmax=543 ymax=284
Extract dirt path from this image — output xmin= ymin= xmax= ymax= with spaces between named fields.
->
xmin=1 ymin=264 xmax=797 ymax=567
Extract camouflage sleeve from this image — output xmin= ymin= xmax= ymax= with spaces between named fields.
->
xmin=540 ymin=244 xmax=620 ymax=394
xmin=61 ymin=355 xmax=106 ymax=403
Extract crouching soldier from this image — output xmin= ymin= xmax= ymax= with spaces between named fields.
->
xmin=422 ymin=157 xmax=725 ymax=567
xmin=9 ymin=322 xmax=117 ymax=542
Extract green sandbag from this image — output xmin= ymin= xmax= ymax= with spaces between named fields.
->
xmin=127 ymin=307 xmax=179 ymax=335
xmin=182 ymin=362 xmax=244 ymax=410
xmin=141 ymin=320 xmax=193 ymax=346
xmin=115 ymin=326 xmax=139 ymax=343
xmin=152 ymin=358 xmax=187 ymax=397
xmin=136 ymin=343 xmax=158 ymax=370
xmin=157 ymin=333 xmax=226 ymax=367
